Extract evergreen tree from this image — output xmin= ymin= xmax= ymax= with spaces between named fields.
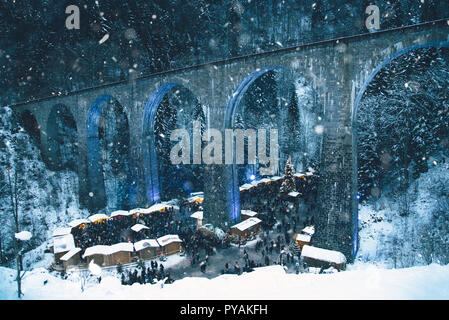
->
xmin=280 ymin=156 xmax=296 ymax=195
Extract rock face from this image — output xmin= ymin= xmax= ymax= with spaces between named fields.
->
xmin=0 ymin=107 xmax=88 ymax=264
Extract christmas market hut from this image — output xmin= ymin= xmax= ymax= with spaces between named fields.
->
xmin=53 ymin=232 xmax=76 ymax=264
xmin=82 ymin=245 xmax=111 ymax=267
xmin=53 ymin=227 xmax=72 ymax=238
xmin=142 ymin=203 xmax=174 ymax=215
xmin=131 ymin=224 xmax=149 ymax=232
xmin=60 ymin=247 xmax=81 ymax=270
xmin=293 ymin=233 xmax=311 ymax=248
xmin=190 ymin=211 xmax=203 ymax=228
xmin=68 ymin=218 xmax=90 ymax=229
xmin=300 ymin=245 xmax=346 ymax=271
xmin=240 ymin=210 xmax=258 ymax=221
xmin=88 ymin=213 xmax=110 ymax=223
xmin=230 ymin=217 xmax=262 ymax=239
xmin=134 ymin=239 xmax=160 ymax=260
xmin=109 ymin=242 xmax=134 ymax=265
xmin=301 ymin=225 xmax=315 ymax=236
xmin=157 ymin=234 xmax=183 ymax=256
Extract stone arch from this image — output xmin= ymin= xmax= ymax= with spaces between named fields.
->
xmin=224 ymin=66 xmax=322 ymax=222
xmin=142 ymin=83 xmax=204 ymax=204
xmin=20 ymin=109 xmax=41 ymax=146
xmin=86 ymin=94 xmax=131 ymax=213
xmin=46 ymin=104 xmax=78 ymax=171
xmin=352 ymin=41 xmax=449 ymax=256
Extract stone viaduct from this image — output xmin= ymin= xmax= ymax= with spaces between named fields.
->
xmin=9 ymin=20 xmax=449 ymax=261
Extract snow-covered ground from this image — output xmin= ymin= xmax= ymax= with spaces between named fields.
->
xmin=1 ymin=263 xmax=449 ymax=300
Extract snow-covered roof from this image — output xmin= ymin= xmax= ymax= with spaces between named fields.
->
xmin=258 ymin=178 xmax=271 ymax=184
xmin=187 ymin=195 xmax=204 ymax=203
xmin=301 ymin=245 xmax=346 ymax=265
xmin=239 ymin=183 xmax=255 ymax=191
xmin=128 ymin=208 xmax=143 ymax=215
xmin=157 ymin=234 xmax=182 ymax=246
xmin=288 ymin=191 xmax=300 ymax=197
xmin=301 ymin=225 xmax=315 ymax=236
xmin=60 ymin=248 xmax=81 ymax=262
xmin=53 ymin=234 xmax=75 ymax=254
xmin=190 ymin=211 xmax=203 ymax=220
xmin=109 ymin=242 xmax=134 ymax=254
xmin=83 ymin=245 xmax=111 ymax=258
xmin=294 ymin=173 xmax=306 ymax=178
xmin=134 ymin=239 xmax=160 ymax=251
xmin=231 ymin=217 xmax=262 ymax=232
xmin=132 ymin=203 xmax=173 ymax=215
xmin=68 ymin=218 xmax=90 ymax=228
xmin=295 ymin=234 xmax=311 ymax=243
xmin=53 ymin=227 xmax=72 ymax=237
xmin=110 ymin=210 xmax=132 ymax=217
xmin=270 ymin=176 xmax=282 ymax=181
xmin=131 ymin=224 xmax=149 ymax=232
xmin=241 ymin=210 xmax=258 ymax=217
xmin=88 ymin=214 xmax=109 ymax=222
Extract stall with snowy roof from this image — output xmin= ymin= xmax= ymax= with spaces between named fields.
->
xmin=82 ymin=245 xmax=111 ymax=266
xmin=300 ymin=245 xmax=346 ymax=271
xmin=157 ymin=234 xmax=183 ymax=256
xmin=240 ymin=210 xmax=258 ymax=221
xmin=190 ymin=211 xmax=203 ymax=228
xmin=60 ymin=247 xmax=82 ymax=270
xmin=68 ymin=218 xmax=90 ymax=229
xmin=293 ymin=233 xmax=311 ymax=248
xmin=88 ymin=213 xmax=109 ymax=223
xmin=230 ymin=217 xmax=262 ymax=239
xmin=134 ymin=239 xmax=160 ymax=260
xmin=301 ymin=225 xmax=315 ymax=236
xmin=109 ymin=242 xmax=134 ymax=265
xmin=53 ymin=233 xmax=76 ymax=264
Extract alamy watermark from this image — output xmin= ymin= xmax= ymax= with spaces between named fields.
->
xmin=169 ymin=121 xmax=279 ymax=176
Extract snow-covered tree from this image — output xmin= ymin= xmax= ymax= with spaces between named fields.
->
xmin=280 ymin=156 xmax=296 ymax=195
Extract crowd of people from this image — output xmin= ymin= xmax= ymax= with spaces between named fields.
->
xmin=119 ymin=260 xmax=174 ymax=286
xmin=66 ymin=172 xmax=318 ymax=282
xmin=71 ymin=207 xmax=182 ymax=251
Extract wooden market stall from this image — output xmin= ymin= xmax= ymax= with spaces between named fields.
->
xmin=134 ymin=239 xmax=160 ymax=260
xmin=131 ymin=223 xmax=149 ymax=232
xmin=60 ymin=247 xmax=81 ymax=270
xmin=82 ymin=245 xmax=111 ymax=266
xmin=109 ymin=243 xmax=134 ymax=265
xmin=230 ymin=217 xmax=262 ymax=240
xmin=300 ymin=245 xmax=346 ymax=271
xmin=142 ymin=203 xmax=174 ymax=215
xmin=157 ymin=234 xmax=183 ymax=256
xmin=53 ymin=233 xmax=76 ymax=264
xmin=293 ymin=233 xmax=311 ymax=248
xmin=301 ymin=225 xmax=315 ymax=236
xmin=190 ymin=211 xmax=203 ymax=228
xmin=68 ymin=219 xmax=90 ymax=228
xmin=88 ymin=213 xmax=110 ymax=223
xmin=240 ymin=210 xmax=258 ymax=221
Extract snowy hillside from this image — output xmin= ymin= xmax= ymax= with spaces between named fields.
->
xmin=0 ymin=106 xmax=89 ymax=268
xmin=1 ymin=263 xmax=449 ymax=300
xmin=357 ymin=161 xmax=449 ymax=268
